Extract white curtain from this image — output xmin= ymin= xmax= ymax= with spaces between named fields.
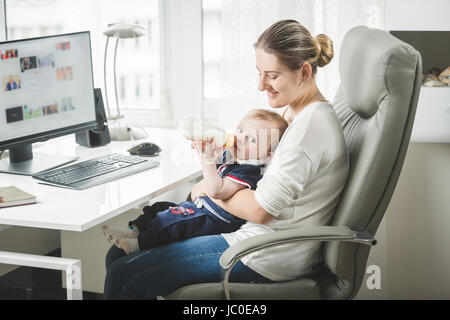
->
xmin=213 ymin=0 xmax=385 ymax=129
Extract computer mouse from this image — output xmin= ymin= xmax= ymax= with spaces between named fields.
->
xmin=128 ymin=142 xmax=162 ymax=157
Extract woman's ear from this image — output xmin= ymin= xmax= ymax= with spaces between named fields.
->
xmin=301 ymin=62 xmax=313 ymax=81
xmin=296 ymin=62 xmax=312 ymax=86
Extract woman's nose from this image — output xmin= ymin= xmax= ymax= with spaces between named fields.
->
xmin=258 ymin=74 xmax=267 ymax=92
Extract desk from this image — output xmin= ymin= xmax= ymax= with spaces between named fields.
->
xmin=0 ymin=127 xmax=202 ymax=299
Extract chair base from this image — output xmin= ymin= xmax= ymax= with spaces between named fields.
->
xmin=165 ymin=278 xmax=322 ymax=300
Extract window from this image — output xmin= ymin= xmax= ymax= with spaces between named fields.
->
xmin=120 ymin=76 xmax=126 ymax=100
xmin=135 ymin=75 xmax=141 ymax=99
xmin=202 ymin=0 xmax=222 ymax=100
xmin=5 ymin=0 xmax=160 ymax=113
xmin=0 ymin=0 xmax=204 ymax=127
xmin=2 ymin=0 xmax=164 ymax=124
xmin=148 ymin=75 xmax=153 ymax=98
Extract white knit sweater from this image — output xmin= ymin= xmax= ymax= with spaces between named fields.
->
xmin=222 ymin=101 xmax=349 ymax=281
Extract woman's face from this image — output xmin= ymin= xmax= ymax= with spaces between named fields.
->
xmin=255 ymin=48 xmax=302 ymax=109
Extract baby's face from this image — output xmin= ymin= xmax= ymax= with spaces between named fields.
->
xmin=233 ymin=117 xmax=282 ymax=161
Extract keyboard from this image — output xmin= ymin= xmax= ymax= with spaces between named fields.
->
xmin=32 ymin=153 xmax=159 ymax=190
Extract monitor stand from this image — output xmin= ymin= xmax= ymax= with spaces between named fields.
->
xmin=0 ymin=144 xmax=79 ymax=176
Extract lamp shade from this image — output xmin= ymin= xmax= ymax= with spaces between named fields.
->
xmin=103 ymin=23 xmax=147 ymax=39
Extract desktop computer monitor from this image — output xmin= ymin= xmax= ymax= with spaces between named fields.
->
xmin=0 ymin=31 xmax=97 ymax=175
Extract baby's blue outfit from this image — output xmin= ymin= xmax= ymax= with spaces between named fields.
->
xmin=130 ymin=152 xmax=264 ymax=250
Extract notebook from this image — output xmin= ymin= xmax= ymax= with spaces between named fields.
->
xmin=0 ymin=186 xmax=37 ymax=209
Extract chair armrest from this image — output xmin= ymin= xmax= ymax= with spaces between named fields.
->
xmin=220 ymin=226 xmax=376 ymax=269
xmin=219 ymin=226 xmax=376 ymax=300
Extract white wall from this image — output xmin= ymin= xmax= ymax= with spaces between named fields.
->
xmin=385 ymin=143 xmax=450 ymax=299
xmin=385 ymin=0 xmax=450 ymax=31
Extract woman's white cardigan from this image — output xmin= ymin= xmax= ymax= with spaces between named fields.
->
xmin=222 ymin=101 xmax=349 ymax=281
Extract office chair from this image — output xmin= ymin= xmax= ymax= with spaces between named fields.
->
xmin=166 ymin=26 xmax=422 ymax=300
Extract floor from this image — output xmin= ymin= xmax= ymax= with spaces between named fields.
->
xmin=0 ymin=249 xmax=103 ymax=300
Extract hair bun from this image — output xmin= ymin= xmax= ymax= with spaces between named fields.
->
xmin=316 ymin=34 xmax=334 ymax=67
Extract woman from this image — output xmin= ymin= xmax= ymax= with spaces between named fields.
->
xmin=103 ymin=19 xmax=349 ymax=299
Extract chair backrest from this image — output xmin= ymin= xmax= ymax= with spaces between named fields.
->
xmin=321 ymin=26 xmax=422 ymax=299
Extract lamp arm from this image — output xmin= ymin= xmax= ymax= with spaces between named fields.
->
xmin=104 ymin=36 xmax=111 ymax=119
xmin=113 ymin=38 xmax=121 ymax=119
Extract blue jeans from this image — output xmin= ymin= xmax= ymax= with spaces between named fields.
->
xmin=104 ymin=235 xmax=272 ymax=299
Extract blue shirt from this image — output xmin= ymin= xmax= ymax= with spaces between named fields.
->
xmin=216 ymin=151 xmax=264 ymax=190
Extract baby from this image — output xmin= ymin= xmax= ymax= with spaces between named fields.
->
xmin=102 ymin=109 xmax=288 ymax=254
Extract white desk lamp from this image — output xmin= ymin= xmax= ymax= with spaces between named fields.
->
xmin=103 ymin=23 xmax=149 ymax=140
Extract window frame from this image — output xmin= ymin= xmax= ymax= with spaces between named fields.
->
xmin=0 ymin=0 xmax=6 ymax=41
xmin=0 ymin=0 xmax=204 ymax=128
xmin=159 ymin=0 xmax=204 ymax=126
xmin=125 ymin=0 xmax=204 ymax=128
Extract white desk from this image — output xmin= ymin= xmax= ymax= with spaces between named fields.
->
xmin=0 ymin=127 xmax=202 ymax=298
xmin=0 ymin=128 xmax=202 ymax=231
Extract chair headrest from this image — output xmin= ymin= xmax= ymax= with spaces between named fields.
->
xmin=339 ymin=26 xmax=417 ymax=119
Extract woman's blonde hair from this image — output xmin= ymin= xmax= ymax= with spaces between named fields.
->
xmin=245 ymin=108 xmax=289 ymax=138
xmin=254 ymin=19 xmax=333 ymax=74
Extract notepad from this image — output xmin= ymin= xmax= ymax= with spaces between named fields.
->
xmin=0 ymin=186 xmax=37 ymax=209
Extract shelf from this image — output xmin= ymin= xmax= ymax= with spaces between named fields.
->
xmin=388 ymin=29 xmax=449 ymax=143
xmin=411 ymin=86 xmax=450 ymax=143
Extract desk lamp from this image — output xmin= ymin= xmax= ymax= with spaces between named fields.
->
xmin=103 ymin=23 xmax=149 ymax=140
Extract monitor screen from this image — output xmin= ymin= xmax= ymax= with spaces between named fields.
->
xmin=0 ymin=32 xmax=97 ymax=149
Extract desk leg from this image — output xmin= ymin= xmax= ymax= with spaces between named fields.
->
xmin=66 ymin=261 xmax=83 ymax=300
xmin=0 ymin=251 xmax=83 ymax=300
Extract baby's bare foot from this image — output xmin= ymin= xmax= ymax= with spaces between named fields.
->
xmin=116 ymin=238 xmax=140 ymax=255
xmin=101 ymin=225 xmax=137 ymax=246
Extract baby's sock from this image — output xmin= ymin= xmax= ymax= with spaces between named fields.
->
xmin=101 ymin=225 xmax=138 ymax=246
xmin=116 ymin=238 xmax=140 ymax=255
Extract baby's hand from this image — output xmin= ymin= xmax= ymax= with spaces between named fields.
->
xmin=192 ymin=139 xmax=222 ymax=164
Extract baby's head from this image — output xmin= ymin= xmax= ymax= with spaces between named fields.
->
xmin=233 ymin=109 xmax=288 ymax=163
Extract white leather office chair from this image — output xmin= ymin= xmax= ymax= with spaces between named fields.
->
xmin=166 ymin=26 xmax=422 ymax=300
